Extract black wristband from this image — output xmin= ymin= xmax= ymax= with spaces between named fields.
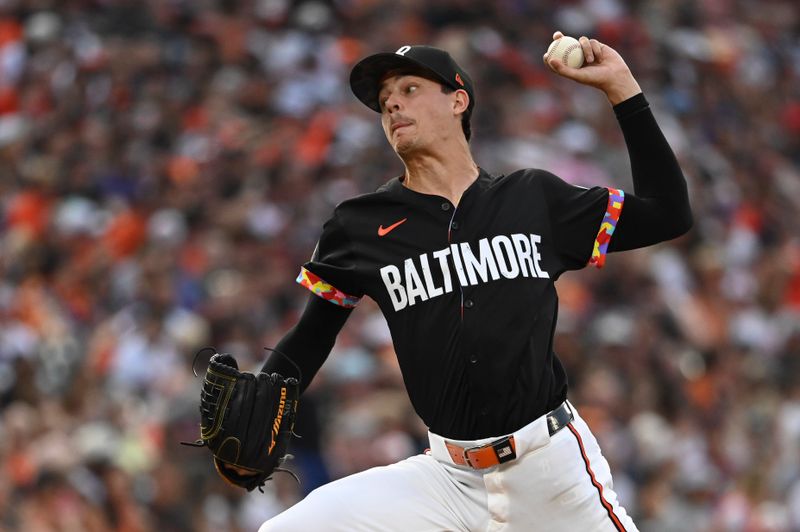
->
xmin=613 ymin=92 xmax=649 ymax=121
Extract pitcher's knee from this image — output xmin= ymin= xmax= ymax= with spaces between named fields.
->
xmin=258 ymin=489 xmax=348 ymax=531
xmin=258 ymin=509 xmax=313 ymax=532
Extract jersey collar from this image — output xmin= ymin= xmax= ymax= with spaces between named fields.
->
xmin=378 ymin=167 xmax=495 ymax=199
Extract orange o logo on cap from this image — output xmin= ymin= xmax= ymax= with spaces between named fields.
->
xmin=455 ymin=73 xmax=464 ymax=86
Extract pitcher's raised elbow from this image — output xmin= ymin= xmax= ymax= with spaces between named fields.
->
xmin=668 ymin=205 xmax=693 ymax=240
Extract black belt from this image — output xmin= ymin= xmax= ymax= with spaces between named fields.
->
xmin=444 ymin=401 xmax=574 ymax=469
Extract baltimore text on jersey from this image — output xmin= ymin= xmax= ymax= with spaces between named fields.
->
xmin=379 ymin=232 xmax=550 ymax=311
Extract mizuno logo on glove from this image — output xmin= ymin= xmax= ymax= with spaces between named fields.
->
xmin=269 ymin=386 xmax=288 ymax=454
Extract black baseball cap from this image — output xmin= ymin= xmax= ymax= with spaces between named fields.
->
xmin=349 ymin=45 xmax=475 ymax=113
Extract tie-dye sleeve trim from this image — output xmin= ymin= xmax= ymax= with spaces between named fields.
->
xmin=588 ymin=188 xmax=624 ymax=269
xmin=296 ymin=267 xmax=361 ymax=308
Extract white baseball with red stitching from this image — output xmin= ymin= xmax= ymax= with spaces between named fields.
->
xmin=545 ymin=36 xmax=585 ymax=68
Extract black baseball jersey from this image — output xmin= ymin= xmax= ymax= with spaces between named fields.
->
xmin=297 ymin=168 xmax=623 ymax=439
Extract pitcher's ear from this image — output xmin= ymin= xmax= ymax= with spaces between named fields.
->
xmin=453 ymin=89 xmax=470 ymax=115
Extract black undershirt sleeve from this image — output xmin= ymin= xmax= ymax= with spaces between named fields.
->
xmin=608 ymin=93 xmax=693 ymax=251
xmin=260 ymin=293 xmax=353 ymax=395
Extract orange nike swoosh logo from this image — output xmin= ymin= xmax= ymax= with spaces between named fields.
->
xmin=378 ymin=218 xmax=407 ymax=237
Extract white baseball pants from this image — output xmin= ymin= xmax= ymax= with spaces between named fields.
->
xmin=259 ymin=402 xmax=637 ymax=531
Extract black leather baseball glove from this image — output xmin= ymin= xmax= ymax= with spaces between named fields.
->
xmin=183 ymin=353 xmax=300 ymax=491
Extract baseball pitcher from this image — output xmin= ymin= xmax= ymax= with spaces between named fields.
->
xmin=199 ymin=32 xmax=692 ymax=531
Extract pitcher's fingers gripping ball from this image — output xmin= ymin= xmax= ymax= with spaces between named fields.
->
xmin=182 ymin=353 xmax=300 ymax=491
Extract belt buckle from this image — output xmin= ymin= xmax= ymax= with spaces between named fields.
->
xmin=463 ymin=435 xmax=516 ymax=468
xmin=461 ymin=447 xmax=474 ymax=468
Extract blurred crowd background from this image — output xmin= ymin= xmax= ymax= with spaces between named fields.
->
xmin=1 ymin=0 xmax=799 ymax=530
